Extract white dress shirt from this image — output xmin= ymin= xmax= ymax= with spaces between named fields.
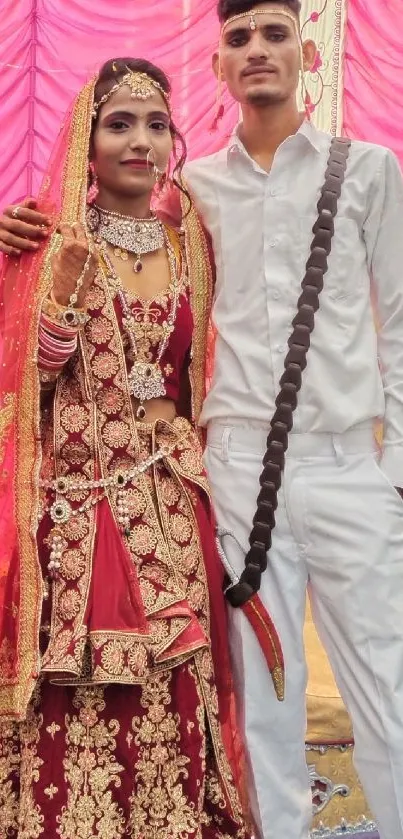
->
xmin=184 ymin=120 xmax=403 ymax=485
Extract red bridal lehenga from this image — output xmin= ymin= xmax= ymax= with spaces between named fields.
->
xmin=0 ymin=76 xmax=250 ymax=839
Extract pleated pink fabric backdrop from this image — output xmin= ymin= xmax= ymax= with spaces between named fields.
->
xmin=343 ymin=0 xmax=403 ymax=166
xmin=1 ymin=0 xmax=403 ymax=210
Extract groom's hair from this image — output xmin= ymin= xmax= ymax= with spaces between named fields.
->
xmin=217 ymin=0 xmax=301 ymax=23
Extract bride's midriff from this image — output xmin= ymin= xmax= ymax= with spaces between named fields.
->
xmin=131 ymin=395 xmax=177 ymax=424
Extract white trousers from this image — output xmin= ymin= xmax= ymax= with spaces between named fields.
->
xmin=204 ymin=421 xmax=403 ymax=839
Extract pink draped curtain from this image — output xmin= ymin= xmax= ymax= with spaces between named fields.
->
xmin=0 ymin=0 xmax=236 ymax=209
xmin=2 ymin=0 xmax=403 ymax=211
xmin=343 ymin=0 xmax=403 ymax=167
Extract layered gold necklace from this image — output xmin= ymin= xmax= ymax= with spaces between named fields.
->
xmin=99 ymin=231 xmax=184 ymax=421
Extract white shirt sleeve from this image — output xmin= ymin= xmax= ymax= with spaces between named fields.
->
xmin=365 ymin=149 xmax=403 ymax=485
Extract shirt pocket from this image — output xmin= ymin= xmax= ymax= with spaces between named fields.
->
xmin=299 ymin=215 xmax=365 ymax=301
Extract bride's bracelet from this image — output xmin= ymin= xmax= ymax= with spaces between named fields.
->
xmin=42 ymin=290 xmax=88 ymax=329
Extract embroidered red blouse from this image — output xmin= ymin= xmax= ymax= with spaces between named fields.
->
xmin=115 ymin=283 xmax=193 ymax=404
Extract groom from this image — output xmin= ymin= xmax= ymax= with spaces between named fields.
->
xmin=2 ymin=3 xmax=403 ymax=838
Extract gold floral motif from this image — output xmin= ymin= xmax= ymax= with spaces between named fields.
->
xmin=64 ymin=513 xmax=89 ymax=542
xmin=169 ymin=513 xmax=192 ymax=545
xmin=179 ymin=545 xmax=199 ymax=576
xmin=197 ymin=650 xmax=214 ymax=682
xmin=60 ymin=548 xmax=86 ymax=581
xmin=85 ymin=284 xmax=106 ymax=310
xmin=187 ymin=581 xmax=205 ymax=611
xmin=140 ymin=563 xmax=169 ymax=588
xmin=60 ymin=404 xmax=89 ymax=433
xmin=127 ymin=644 xmax=148 ymax=676
xmin=58 ymin=686 xmax=125 ymax=839
xmin=139 ymin=578 xmax=158 ymax=611
xmin=128 ymin=525 xmax=157 ymax=557
xmin=18 ymin=693 xmax=45 ymax=838
xmin=96 ymin=386 xmax=125 ymax=416
xmin=102 ymin=420 xmax=131 ymax=449
xmin=44 ymin=783 xmax=58 ymax=800
xmin=91 ymin=351 xmax=120 ymax=380
xmin=125 ymin=487 xmax=147 ymax=518
xmin=101 ymin=640 xmax=125 ymax=676
xmin=46 ymin=721 xmax=61 ymax=739
xmin=164 ymin=363 xmax=174 ymax=377
xmin=128 ymin=669 xmax=198 ymax=839
xmin=150 ymin=620 xmax=170 ymax=645
xmin=58 ymin=589 xmax=81 ymax=621
xmin=88 ymin=634 xmax=151 ymax=682
xmin=179 ymin=447 xmax=205 ymax=479
xmin=0 ymin=719 xmax=20 ymax=837
xmin=158 ymin=477 xmax=181 ymax=507
xmin=86 ymin=316 xmax=114 ymax=345
xmin=60 ymin=441 xmax=89 ymax=466
xmin=43 ymin=628 xmax=74 ymax=664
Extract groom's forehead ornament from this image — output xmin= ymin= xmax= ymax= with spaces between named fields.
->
xmin=220 ymin=8 xmax=300 ymax=36
xmin=211 ymin=9 xmax=303 ymax=130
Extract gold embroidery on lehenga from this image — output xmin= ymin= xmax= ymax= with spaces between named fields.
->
xmin=96 ymin=386 xmax=125 ymax=416
xmin=91 ymin=351 xmax=120 ymax=380
xmin=86 ymin=315 xmax=114 ymax=346
xmin=194 ymin=650 xmax=244 ymax=828
xmin=169 ymin=512 xmax=192 ymax=544
xmin=46 ymin=721 xmax=61 ymax=739
xmin=58 ymin=686 xmax=125 ymax=839
xmin=128 ymin=667 xmax=200 ymax=839
xmin=60 ymin=404 xmax=89 ymax=433
xmin=0 ymin=720 xmax=20 ymax=837
xmin=90 ymin=633 xmax=149 ymax=682
xmin=102 ymin=420 xmax=131 ymax=448
xmin=44 ymin=784 xmax=58 ymax=800
xmin=128 ymin=524 xmax=157 ymax=556
xmin=18 ymin=690 xmax=45 ymax=839
xmin=59 ymin=548 xmax=86 ymax=580
xmin=158 ymin=476 xmax=181 ymax=507
xmin=57 ymin=589 xmax=81 ymax=621
xmin=125 ymin=487 xmax=147 ymax=518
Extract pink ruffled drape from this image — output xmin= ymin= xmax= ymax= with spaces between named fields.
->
xmin=0 ymin=0 xmax=236 ymax=210
xmin=2 ymin=1 xmax=403 ymax=210
xmin=343 ymin=0 xmax=403 ymax=167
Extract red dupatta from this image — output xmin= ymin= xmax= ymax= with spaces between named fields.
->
xmin=0 ymin=79 xmax=95 ymax=720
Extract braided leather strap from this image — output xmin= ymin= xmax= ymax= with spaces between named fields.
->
xmin=226 ymin=137 xmax=351 ymax=609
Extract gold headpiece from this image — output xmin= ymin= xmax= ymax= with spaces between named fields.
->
xmin=92 ymin=68 xmax=170 ymax=118
xmin=220 ymin=8 xmax=300 ymax=39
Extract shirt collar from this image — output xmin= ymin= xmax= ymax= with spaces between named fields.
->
xmin=227 ymin=118 xmax=323 ymax=163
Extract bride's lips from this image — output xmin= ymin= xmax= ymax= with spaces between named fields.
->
xmin=121 ymin=159 xmax=149 ymax=169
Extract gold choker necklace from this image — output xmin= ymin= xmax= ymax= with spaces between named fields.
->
xmin=87 ymin=204 xmax=164 ymax=273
